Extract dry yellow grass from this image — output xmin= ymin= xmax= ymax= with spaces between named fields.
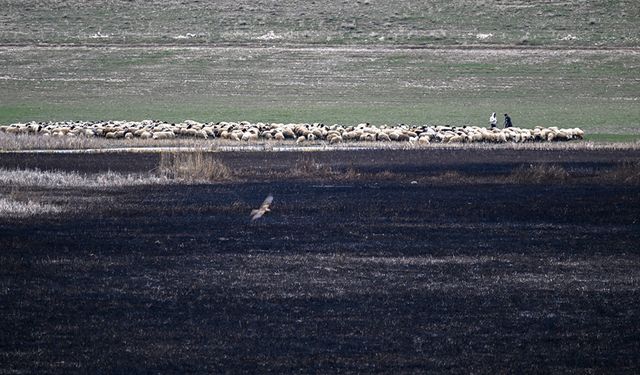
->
xmin=158 ymin=152 xmax=233 ymax=182
xmin=0 ymin=197 xmax=62 ymax=218
xmin=0 ymin=168 xmax=170 ymax=187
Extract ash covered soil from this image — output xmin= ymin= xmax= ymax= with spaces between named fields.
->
xmin=1 ymin=149 xmax=640 ymax=373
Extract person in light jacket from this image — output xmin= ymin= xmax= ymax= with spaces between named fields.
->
xmin=489 ymin=112 xmax=497 ymax=128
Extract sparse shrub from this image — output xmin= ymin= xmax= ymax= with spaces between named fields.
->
xmin=290 ymin=157 xmax=335 ymax=178
xmin=509 ymin=164 xmax=569 ymax=184
xmin=372 ymin=170 xmax=398 ymax=180
xmin=158 ymin=152 xmax=232 ymax=182
xmin=602 ymin=162 xmax=640 ymax=184
xmin=340 ymin=168 xmax=361 ymax=180
xmin=423 ymin=171 xmax=475 ymax=184
xmin=435 ymin=171 xmax=464 ymax=181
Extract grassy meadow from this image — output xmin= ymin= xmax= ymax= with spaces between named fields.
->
xmin=1 ymin=46 xmax=638 ymax=137
xmin=0 ymin=0 xmax=638 ymax=139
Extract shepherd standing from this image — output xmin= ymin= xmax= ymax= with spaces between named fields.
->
xmin=489 ymin=112 xmax=497 ymax=128
xmin=504 ymin=113 xmax=513 ymax=128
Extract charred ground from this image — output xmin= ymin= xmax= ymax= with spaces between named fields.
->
xmin=1 ymin=149 xmax=639 ymax=373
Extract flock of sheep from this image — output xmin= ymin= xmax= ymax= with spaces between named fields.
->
xmin=0 ymin=120 xmax=585 ymax=144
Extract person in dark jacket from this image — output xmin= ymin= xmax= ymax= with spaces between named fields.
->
xmin=504 ymin=113 xmax=513 ymax=128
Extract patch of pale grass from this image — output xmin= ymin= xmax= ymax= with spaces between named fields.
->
xmin=0 ymin=133 xmax=213 ymax=151
xmin=158 ymin=152 xmax=233 ymax=182
xmin=0 ymin=133 xmax=110 ymax=150
xmin=0 ymin=197 xmax=62 ymax=218
xmin=0 ymin=168 xmax=170 ymax=188
xmin=508 ymin=164 xmax=569 ymax=184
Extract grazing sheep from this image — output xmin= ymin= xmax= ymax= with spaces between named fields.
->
xmin=195 ymin=130 xmax=208 ymax=139
xmin=418 ymin=135 xmax=430 ymax=144
xmin=282 ymin=128 xmax=296 ymax=139
xmin=0 ymin=120 xmax=585 ymax=145
xmin=203 ymin=126 xmax=215 ymax=137
xmin=4 ymin=126 xmax=21 ymax=135
xmin=470 ymin=132 xmax=483 ymax=142
xmin=554 ymin=131 xmax=570 ymax=141
xmin=329 ymin=135 xmax=343 ymax=144
xmin=388 ymin=131 xmax=400 ymax=141
xmin=404 ymin=131 xmax=418 ymax=138
xmin=242 ymin=132 xmax=259 ymax=141
xmin=27 ymin=123 xmax=41 ymax=133
xmin=312 ymin=129 xmax=324 ymax=138
xmin=573 ymin=128 xmax=585 ymax=139
xmin=152 ymin=131 xmax=175 ymax=140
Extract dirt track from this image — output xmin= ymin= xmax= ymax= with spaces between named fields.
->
xmin=1 ymin=149 xmax=639 ymax=373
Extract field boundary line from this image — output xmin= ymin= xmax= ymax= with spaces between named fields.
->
xmin=2 ymin=143 xmax=640 ymax=154
xmin=1 ymin=43 xmax=639 ymax=53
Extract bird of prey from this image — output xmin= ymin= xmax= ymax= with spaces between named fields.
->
xmin=250 ymin=194 xmax=273 ymax=221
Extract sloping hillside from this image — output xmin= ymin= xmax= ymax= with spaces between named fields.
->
xmin=1 ymin=0 xmax=638 ymax=46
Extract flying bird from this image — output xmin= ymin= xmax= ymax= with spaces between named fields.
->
xmin=250 ymin=194 xmax=273 ymax=221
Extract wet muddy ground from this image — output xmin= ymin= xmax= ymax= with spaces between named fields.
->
xmin=1 ymin=149 xmax=639 ymax=373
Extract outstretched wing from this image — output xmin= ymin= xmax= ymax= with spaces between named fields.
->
xmin=260 ymin=194 xmax=273 ymax=210
xmin=250 ymin=209 xmax=264 ymax=221
xmin=250 ymin=195 xmax=273 ymax=221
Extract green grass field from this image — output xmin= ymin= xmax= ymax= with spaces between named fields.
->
xmin=1 ymin=1 xmax=639 ymax=140
xmin=1 ymin=47 xmax=638 ymax=136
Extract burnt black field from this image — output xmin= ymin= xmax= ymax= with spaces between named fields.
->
xmin=1 ymin=149 xmax=640 ymax=373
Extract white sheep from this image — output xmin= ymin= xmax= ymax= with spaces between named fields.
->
xmin=152 ymin=131 xmax=175 ymax=140
xmin=0 ymin=120 xmax=586 ymax=145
